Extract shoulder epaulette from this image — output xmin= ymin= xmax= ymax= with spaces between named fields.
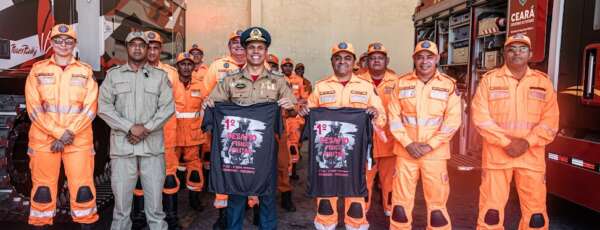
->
xmin=268 ymin=69 xmax=283 ymax=77
xmin=532 ymin=69 xmax=549 ymax=78
xmin=106 ymin=65 xmax=122 ymax=73
xmin=439 ymin=72 xmax=457 ymax=83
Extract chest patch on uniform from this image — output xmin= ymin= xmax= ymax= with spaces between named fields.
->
xmin=529 ymin=87 xmax=546 ymax=101
xmin=224 ymin=63 xmax=230 ymax=68
xmin=191 ymin=90 xmax=202 ymax=97
xmin=70 ymin=77 xmax=87 ymax=87
xmin=320 ymin=94 xmax=336 ymax=103
xmin=36 ymin=73 xmax=55 ymax=85
xmin=235 ymin=83 xmax=247 ymax=89
xmin=489 ymin=89 xmax=510 ymax=100
xmin=384 ymin=86 xmax=394 ymax=94
xmin=319 ymin=90 xmax=335 ymax=95
xmin=399 ymin=89 xmax=416 ymax=98
xmin=350 ymin=90 xmax=367 ymax=95
xmin=350 ymin=94 xmax=368 ymax=103
xmin=72 ymin=74 xmax=88 ymax=79
xmin=430 ymin=87 xmax=450 ymax=100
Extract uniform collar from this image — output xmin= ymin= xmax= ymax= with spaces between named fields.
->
xmin=122 ymin=62 xmax=152 ymax=73
xmin=226 ymin=55 xmax=245 ymax=66
xmin=49 ymin=55 xmax=77 ymax=67
xmin=361 ymin=70 xmax=395 ymax=84
xmin=405 ymin=70 xmax=443 ymax=81
xmin=241 ymin=66 xmax=269 ymax=81
xmin=324 ymin=74 xmax=362 ymax=84
xmin=500 ymin=65 xmax=533 ymax=80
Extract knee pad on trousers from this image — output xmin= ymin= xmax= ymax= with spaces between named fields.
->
xmin=164 ymin=175 xmax=178 ymax=189
xmin=75 ymin=186 xmax=94 ymax=203
xmin=189 ymin=170 xmax=201 ymax=183
xmin=346 ymin=202 xmax=364 ymax=219
xmin=317 ymin=200 xmax=334 ymax=215
xmin=392 ymin=205 xmax=408 ymax=223
xmin=289 ymin=146 xmax=297 ymax=155
xmin=529 ymin=213 xmax=545 ymax=228
xmin=484 ymin=209 xmax=500 ymax=225
xmin=430 ymin=210 xmax=449 ymax=227
xmin=33 ymin=186 xmax=52 ymax=203
xmin=135 ymin=178 xmax=143 ymax=190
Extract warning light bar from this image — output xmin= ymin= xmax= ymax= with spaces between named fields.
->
xmin=547 ymin=152 xmax=600 ymax=173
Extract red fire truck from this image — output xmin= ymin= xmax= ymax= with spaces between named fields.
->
xmin=413 ymin=0 xmax=600 ymax=212
xmin=0 ymin=0 xmax=186 ymax=222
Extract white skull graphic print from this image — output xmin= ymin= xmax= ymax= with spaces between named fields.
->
xmin=314 ymin=120 xmax=357 ymax=169
xmin=220 ymin=116 xmax=266 ymax=166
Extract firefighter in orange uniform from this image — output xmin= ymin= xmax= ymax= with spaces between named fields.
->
xmin=300 ymin=42 xmax=386 ymax=230
xmin=387 ymin=40 xmax=461 ymax=230
xmin=203 ymin=29 xmax=246 ymax=229
xmin=358 ymin=42 xmax=398 ymax=217
xmin=294 ymin=63 xmax=313 ymax=95
xmin=25 ymin=24 xmax=98 ymax=229
xmin=472 ymin=34 xmax=559 ymax=230
xmin=189 ymin=43 xmax=208 ymax=75
xmin=267 ymin=54 xmax=280 ymax=71
xmin=282 ymin=58 xmax=308 ymax=181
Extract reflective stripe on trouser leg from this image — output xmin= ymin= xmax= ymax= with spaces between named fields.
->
xmin=63 ymin=151 xmax=99 ymax=224
xmin=28 ymin=151 xmax=61 ymax=226
xmin=420 ymin=160 xmax=451 ymax=229
xmin=390 ymin=158 xmax=420 ymax=229
xmin=344 ymin=197 xmax=368 ymax=229
xmin=182 ymin=145 xmax=203 ymax=191
xmin=315 ymin=197 xmax=338 ymax=229
xmin=514 ymin=168 xmax=549 ymax=230
xmin=477 ymin=168 xmax=512 ymax=230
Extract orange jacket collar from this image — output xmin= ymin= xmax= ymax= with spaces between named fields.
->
xmin=323 ymin=74 xmax=362 ymax=84
xmin=499 ymin=65 xmax=534 ymax=80
xmin=361 ymin=71 xmax=395 ymax=84
xmin=405 ymin=70 xmax=444 ymax=81
xmin=49 ymin=55 xmax=77 ymax=67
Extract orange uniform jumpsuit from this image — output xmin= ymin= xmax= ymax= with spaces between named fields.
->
xmin=387 ymin=71 xmax=461 ymax=230
xmin=472 ymin=66 xmax=559 ymax=230
xmin=359 ymin=71 xmax=398 ymax=216
xmin=286 ymin=74 xmax=309 ymax=163
xmin=308 ymin=74 xmax=386 ymax=230
xmin=25 ymin=56 xmax=99 ymax=226
xmin=204 ymin=56 xmax=242 ymax=208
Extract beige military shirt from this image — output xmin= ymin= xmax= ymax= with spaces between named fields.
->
xmin=209 ymin=67 xmax=296 ymax=105
xmin=98 ymin=63 xmax=175 ymax=157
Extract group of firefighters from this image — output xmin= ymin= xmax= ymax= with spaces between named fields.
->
xmin=24 ymin=23 xmax=558 ymax=230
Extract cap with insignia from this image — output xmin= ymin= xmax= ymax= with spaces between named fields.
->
xmin=50 ymin=24 xmax=77 ymax=40
xmin=229 ymin=29 xmax=244 ymax=41
xmin=240 ymin=27 xmax=271 ymax=48
xmin=281 ymin=58 xmax=293 ymax=66
xmin=413 ymin=40 xmax=438 ymax=56
xmin=189 ymin=43 xmax=203 ymax=53
xmin=367 ymin=42 xmax=387 ymax=56
xmin=125 ymin=31 xmax=149 ymax=44
xmin=331 ymin=41 xmax=356 ymax=58
xmin=176 ymin=52 xmax=194 ymax=63
xmin=504 ymin=33 xmax=531 ymax=47
xmin=145 ymin=31 xmax=162 ymax=44
xmin=267 ymin=54 xmax=279 ymax=65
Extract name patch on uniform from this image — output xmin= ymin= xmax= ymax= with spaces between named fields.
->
xmin=36 ymin=73 xmax=55 ymax=85
xmin=398 ymin=85 xmax=415 ymax=90
xmin=350 ymin=90 xmax=367 ymax=95
xmin=350 ymin=94 xmax=368 ymax=103
xmin=72 ymin=74 xmax=88 ymax=79
xmin=489 ymin=89 xmax=510 ymax=100
xmin=320 ymin=94 xmax=336 ymax=103
xmin=399 ymin=89 xmax=416 ymax=98
xmin=529 ymin=87 xmax=546 ymax=101
xmin=430 ymin=88 xmax=449 ymax=100
xmin=191 ymin=90 xmax=202 ymax=97
xmin=70 ymin=78 xmax=87 ymax=87
xmin=319 ymin=90 xmax=335 ymax=95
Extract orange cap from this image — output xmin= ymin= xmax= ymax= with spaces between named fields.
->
xmin=50 ymin=24 xmax=77 ymax=40
xmin=176 ymin=52 xmax=194 ymax=63
xmin=145 ymin=31 xmax=162 ymax=43
xmin=504 ymin=33 xmax=531 ymax=47
xmin=413 ymin=40 xmax=438 ymax=56
xmin=189 ymin=43 xmax=203 ymax=53
xmin=331 ymin=41 xmax=355 ymax=57
xmin=367 ymin=42 xmax=387 ymax=55
xmin=281 ymin=57 xmax=293 ymax=66
xmin=267 ymin=54 xmax=279 ymax=65
xmin=229 ymin=29 xmax=243 ymax=40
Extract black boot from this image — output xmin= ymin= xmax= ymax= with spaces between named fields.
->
xmin=212 ymin=208 xmax=228 ymax=230
xmin=281 ymin=191 xmax=296 ymax=212
xmin=80 ymin=223 xmax=95 ymax=230
xmin=290 ymin=163 xmax=300 ymax=181
xmin=189 ymin=190 xmax=204 ymax=212
xmin=252 ymin=205 xmax=260 ymax=226
xmin=131 ymin=194 xmax=147 ymax=230
xmin=163 ymin=193 xmax=181 ymax=230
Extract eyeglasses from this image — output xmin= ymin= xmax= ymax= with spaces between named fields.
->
xmin=52 ymin=37 xmax=75 ymax=46
xmin=506 ymin=46 xmax=530 ymax=53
